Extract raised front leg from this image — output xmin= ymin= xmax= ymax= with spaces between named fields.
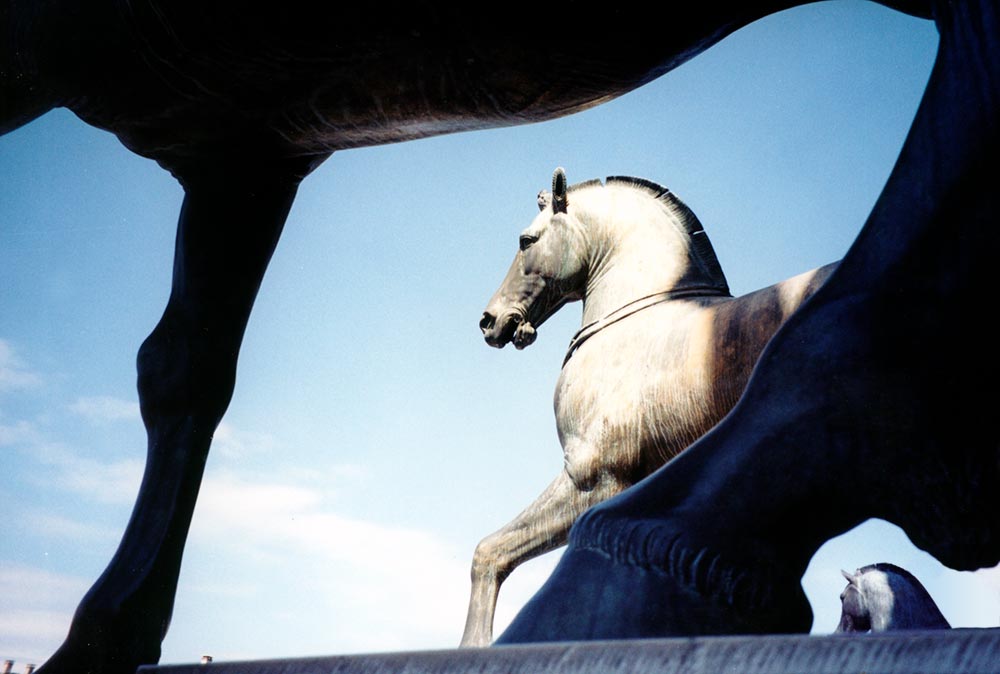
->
xmin=37 ymin=155 xmax=326 ymax=674
xmin=461 ymin=469 xmax=625 ymax=647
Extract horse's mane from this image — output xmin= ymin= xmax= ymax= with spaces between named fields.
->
xmin=860 ymin=562 xmax=923 ymax=585
xmin=856 ymin=562 xmax=951 ymax=629
xmin=568 ymin=176 xmax=729 ymax=294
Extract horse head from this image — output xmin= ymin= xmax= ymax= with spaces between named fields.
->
xmin=836 ymin=569 xmax=872 ymax=633
xmin=480 ymin=168 xmax=589 ymax=349
xmin=835 ymin=564 xmax=951 ymax=633
xmin=480 ymin=167 xmax=731 ymax=351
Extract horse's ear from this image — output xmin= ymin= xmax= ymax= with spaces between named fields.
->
xmin=841 ymin=569 xmax=859 ymax=585
xmin=537 ymin=190 xmax=551 ymax=211
xmin=552 ymin=167 xmax=568 ymax=214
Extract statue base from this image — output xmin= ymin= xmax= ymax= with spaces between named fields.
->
xmin=139 ymin=628 xmax=1000 ymax=674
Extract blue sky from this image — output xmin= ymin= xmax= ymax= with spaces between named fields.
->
xmin=1 ymin=2 xmax=996 ymax=667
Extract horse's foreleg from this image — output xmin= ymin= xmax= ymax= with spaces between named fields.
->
xmin=37 ymin=156 xmax=324 ymax=674
xmin=461 ymin=469 xmax=625 ymax=647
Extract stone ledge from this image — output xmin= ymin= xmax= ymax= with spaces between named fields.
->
xmin=140 ymin=628 xmax=1000 ymax=674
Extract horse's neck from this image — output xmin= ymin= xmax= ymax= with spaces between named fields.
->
xmin=864 ymin=572 xmax=951 ymax=630
xmin=580 ymin=207 xmax=724 ymax=325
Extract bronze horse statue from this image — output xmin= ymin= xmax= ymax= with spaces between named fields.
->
xmin=2 ymin=0 xmax=998 ymax=671
xmin=495 ymin=1 xmax=1000 ymax=642
xmin=464 ymin=169 xmax=835 ymax=646
xmin=835 ymin=563 xmax=951 ymax=633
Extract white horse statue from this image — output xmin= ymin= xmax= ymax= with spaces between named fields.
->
xmin=465 ymin=168 xmax=837 ymax=646
xmin=836 ymin=563 xmax=951 ymax=633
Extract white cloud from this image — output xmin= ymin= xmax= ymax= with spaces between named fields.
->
xmin=29 ymin=443 xmax=143 ymax=505
xmin=0 ymin=339 xmax=42 ymax=392
xmin=210 ymin=421 xmax=276 ymax=460
xmin=70 ymin=395 xmax=140 ymax=423
xmin=0 ymin=419 xmax=40 ymax=446
xmin=0 ymin=565 xmax=89 ymax=607
xmin=24 ymin=512 xmax=121 ymax=544
xmin=0 ymin=566 xmax=88 ymax=665
xmin=6 ymin=416 xmax=545 ymax=663
xmin=175 ymin=472 xmax=473 ymax=656
xmin=0 ymin=610 xmax=72 ymax=664
xmin=3 ymin=399 xmax=142 ymax=507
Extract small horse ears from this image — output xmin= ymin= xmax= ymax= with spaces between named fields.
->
xmin=552 ymin=167 xmax=568 ymax=214
xmin=842 ymin=569 xmax=859 ymax=585
xmin=537 ymin=168 xmax=568 ymax=213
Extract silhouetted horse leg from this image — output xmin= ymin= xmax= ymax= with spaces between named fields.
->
xmin=37 ymin=154 xmax=328 ymax=674
xmin=498 ymin=0 xmax=1000 ymax=643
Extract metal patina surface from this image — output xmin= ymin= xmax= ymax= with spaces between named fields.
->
xmin=465 ymin=170 xmax=835 ymax=646
xmin=3 ymin=0 xmax=998 ymax=672
xmin=837 ymin=563 xmax=951 ymax=633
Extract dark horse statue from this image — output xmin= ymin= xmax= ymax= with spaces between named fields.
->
xmin=836 ymin=564 xmax=951 ymax=633
xmin=2 ymin=0 xmax=998 ymax=671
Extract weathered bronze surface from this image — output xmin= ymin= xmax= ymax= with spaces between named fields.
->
xmin=465 ymin=170 xmax=835 ymax=646
xmin=836 ymin=564 xmax=951 ymax=633
xmin=3 ymin=0 xmax=997 ymax=671
xmin=497 ymin=0 xmax=1000 ymax=643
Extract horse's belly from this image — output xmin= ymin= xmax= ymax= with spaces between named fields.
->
xmin=42 ymin=1 xmax=696 ymax=164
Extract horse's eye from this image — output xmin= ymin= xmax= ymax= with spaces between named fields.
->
xmin=519 ymin=234 xmax=538 ymax=251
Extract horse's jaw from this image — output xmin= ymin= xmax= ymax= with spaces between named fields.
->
xmin=481 ymin=290 xmax=572 ymax=350
xmin=512 ymin=321 xmax=537 ymax=349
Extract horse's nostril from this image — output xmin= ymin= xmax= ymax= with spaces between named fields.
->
xmin=480 ymin=312 xmax=496 ymax=334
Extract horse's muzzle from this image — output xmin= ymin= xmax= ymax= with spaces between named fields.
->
xmin=480 ymin=310 xmax=523 ymax=348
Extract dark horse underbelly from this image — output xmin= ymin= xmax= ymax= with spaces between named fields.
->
xmin=11 ymin=1 xmax=818 ymax=164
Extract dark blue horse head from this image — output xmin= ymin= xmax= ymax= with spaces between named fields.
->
xmin=836 ymin=563 xmax=951 ymax=633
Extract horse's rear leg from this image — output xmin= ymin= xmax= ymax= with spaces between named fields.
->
xmin=36 ymin=155 xmax=326 ymax=674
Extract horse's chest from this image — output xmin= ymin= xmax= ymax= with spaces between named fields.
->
xmin=553 ymin=318 xmax=711 ymax=452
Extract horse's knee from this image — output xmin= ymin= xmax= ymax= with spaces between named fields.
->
xmin=471 ymin=535 xmax=512 ymax=586
xmin=471 ymin=538 xmax=498 ymax=580
xmin=136 ymin=313 xmax=237 ymax=429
